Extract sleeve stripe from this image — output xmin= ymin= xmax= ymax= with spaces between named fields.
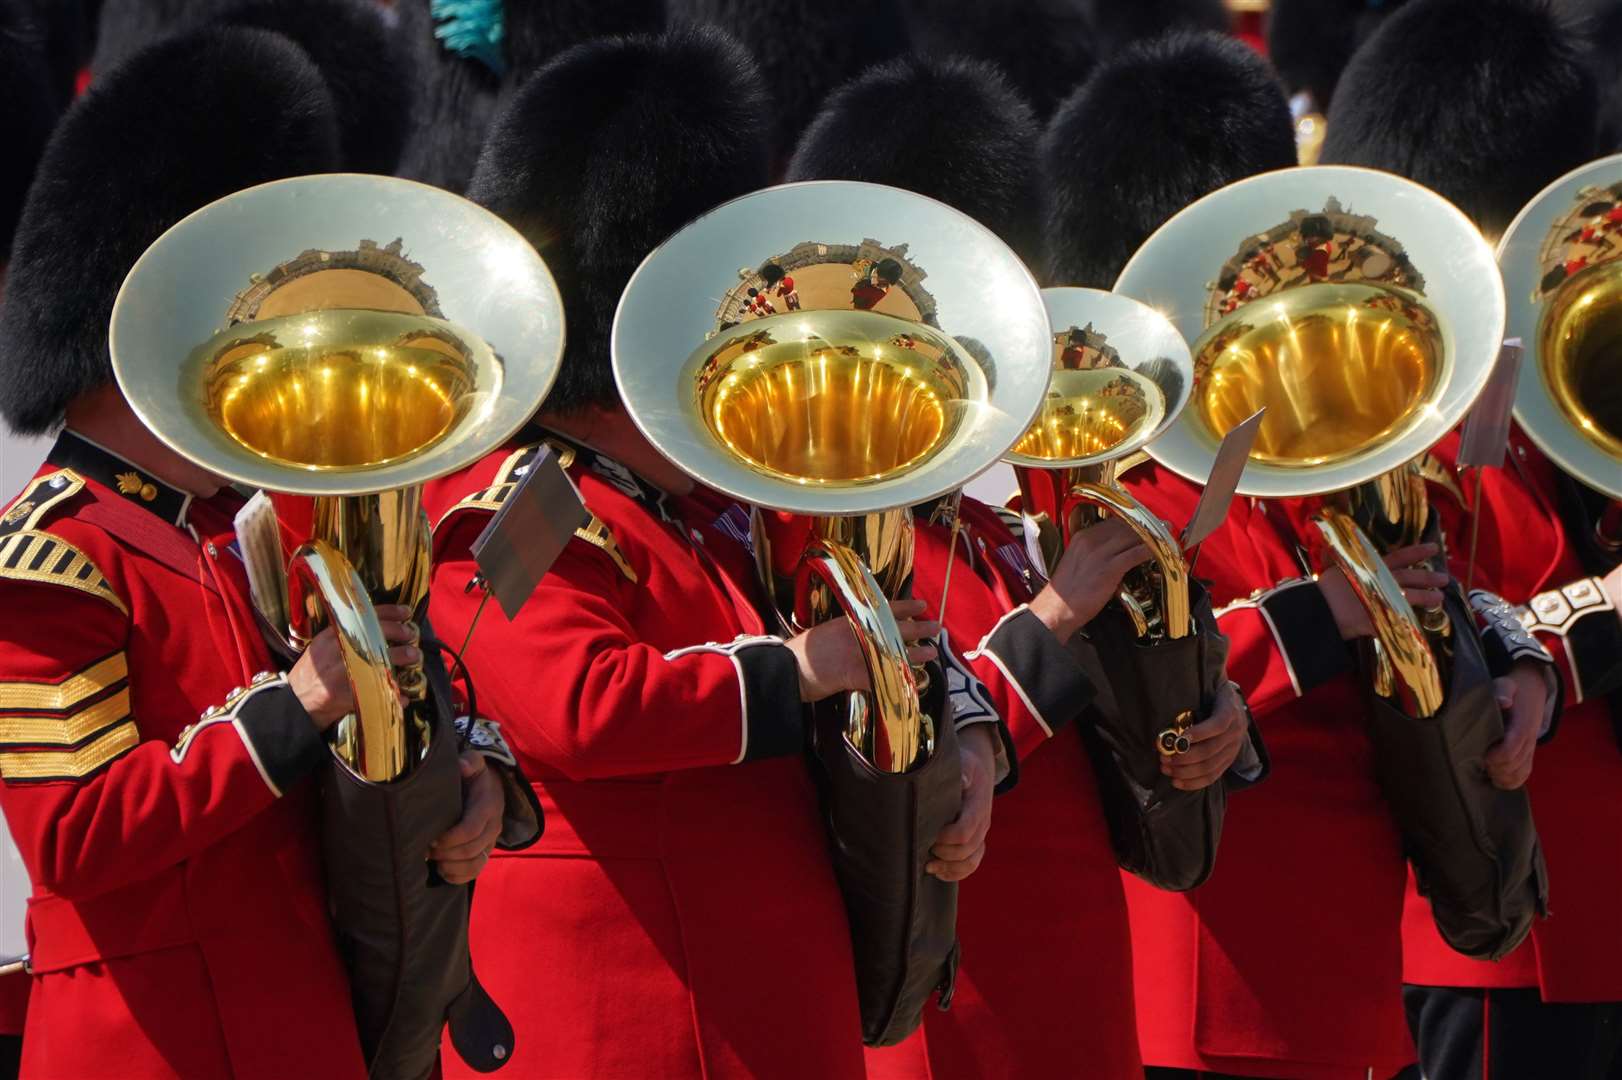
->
xmin=0 ymin=532 xmax=128 ymax=615
xmin=0 ymin=688 xmax=131 ymax=747
xmin=0 ymin=653 xmax=128 ymax=711
xmin=0 ymin=720 xmax=138 ymax=781
xmin=966 ymin=607 xmax=1055 ymax=738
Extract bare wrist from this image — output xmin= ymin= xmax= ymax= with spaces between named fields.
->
xmin=1029 ymin=586 xmax=1084 ymax=643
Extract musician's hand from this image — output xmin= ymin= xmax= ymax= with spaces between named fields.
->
xmin=429 ymin=751 xmax=505 ymax=884
xmin=1485 ymin=661 xmax=1546 ymax=791
xmin=787 ymin=598 xmax=939 ymax=702
xmin=1162 ymin=681 xmax=1250 ymax=791
xmin=927 ymin=724 xmax=996 ymax=882
xmin=1029 ymin=518 xmax=1152 ymax=642
xmin=1318 ymin=544 xmax=1449 ymax=640
xmin=288 ymin=605 xmax=420 ymax=728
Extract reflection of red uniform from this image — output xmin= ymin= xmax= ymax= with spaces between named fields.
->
xmin=851 ymin=279 xmax=889 ymax=309
xmin=425 ymin=436 xmax=866 ymax=1080
xmin=866 ymin=498 xmax=1141 ymax=1079
xmin=1117 ymin=463 xmax=1412 ymax=1080
xmin=1304 ymin=240 xmax=1334 ymax=280
xmin=0 ymin=434 xmax=364 ymax=1080
xmin=1401 ymin=428 xmax=1622 ymax=1001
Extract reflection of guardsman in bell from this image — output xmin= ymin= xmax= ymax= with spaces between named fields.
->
xmin=761 ymin=261 xmax=800 ymax=309
xmin=851 ymin=256 xmax=903 ymax=309
xmin=745 ymin=286 xmax=775 ymax=316
xmin=1298 ymin=213 xmax=1335 ymax=280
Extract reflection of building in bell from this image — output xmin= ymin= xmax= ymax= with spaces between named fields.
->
xmin=226 ymin=238 xmax=443 ymax=323
xmin=711 ymin=238 xmax=941 ymax=330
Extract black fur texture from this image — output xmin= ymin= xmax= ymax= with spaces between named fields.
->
xmin=1266 ymin=0 xmax=1410 ymax=109
xmin=469 ymin=26 xmax=769 ymax=415
xmin=0 ymin=27 xmax=340 ymax=434
xmin=1082 ymin=0 xmax=1227 ymax=52
xmin=394 ymin=0 xmax=501 ymax=194
xmin=503 ymin=0 xmax=665 ymax=85
xmin=898 ymin=0 xmax=1094 ymax=119
xmin=787 ymin=55 xmax=1043 ymax=265
xmin=1322 ymin=0 xmax=1596 ymax=237
xmin=1042 ymin=31 xmax=1296 ymax=288
xmin=1561 ymin=0 xmax=1622 ymax=152
xmin=0 ymin=0 xmax=62 ymax=259
xmin=666 ymin=0 xmax=909 ymax=173
xmin=198 ymin=0 xmax=413 ymax=174
xmin=90 ymin=0 xmax=219 ymax=73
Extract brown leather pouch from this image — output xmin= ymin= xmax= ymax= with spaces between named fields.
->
xmin=1361 ymin=588 xmax=1549 ymax=959
xmin=809 ymin=665 xmax=962 ymax=1047
xmin=1076 ymin=582 xmax=1233 ymax=892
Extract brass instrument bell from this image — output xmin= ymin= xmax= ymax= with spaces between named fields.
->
xmin=110 ymin=174 xmax=565 ymax=780
xmin=612 ymin=180 xmax=1052 ymax=772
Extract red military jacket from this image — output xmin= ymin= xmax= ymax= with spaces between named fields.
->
xmin=424 ymin=433 xmax=868 ymax=1080
xmin=0 ymin=432 xmax=364 ymax=1080
xmin=1401 ymin=427 xmax=1622 ymax=1001
xmin=866 ymin=495 xmax=1142 ymax=1080
xmin=1117 ymin=462 xmax=1412 ymax=1080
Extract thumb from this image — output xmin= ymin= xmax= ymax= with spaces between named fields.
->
xmin=459 ymin=751 xmax=487 ymax=780
xmin=1493 ymin=676 xmax=1517 ymax=711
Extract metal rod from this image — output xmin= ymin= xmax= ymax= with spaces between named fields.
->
xmin=458 ymin=578 xmax=494 ymax=662
xmin=1464 ymin=467 xmax=1486 ymax=593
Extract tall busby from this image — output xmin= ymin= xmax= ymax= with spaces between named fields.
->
xmin=1082 ymin=0 xmax=1227 ymax=52
xmin=395 ymin=0 xmax=502 ymax=194
xmin=89 ymin=0 xmax=210 ymax=74
xmin=0 ymin=26 xmax=340 ymax=434
xmin=1042 ymin=31 xmax=1296 ymax=288
xmin=1579 ymin=0 xmax=1622 ymax=151
xmin=665 ymin=0 xmax=910 ymax=173
xmin=786 ymin=55 xmax=1043 ymax=266
xmin=0 ymin=0 xmax=62 ymax=264
xmin=1321 ymin=0 xmax=1596 ymax=237
xmin=468 ymin=25 xmax=770 ymax=415
xmin=897 ymin=0 xmax=1094 ymax=119
xmin=1266 ymin=0 xmax=1410 ymax=111
xmin=502 ymin=0 xmax=665 ymax=85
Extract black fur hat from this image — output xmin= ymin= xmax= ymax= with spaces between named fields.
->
xmin=90 ymin=0 xmax=217 ymax=73
xmin=1042 ymin=31 xmax=1296 ymax=288
xmin=786 ymin=55 xmax=1043 ymax=265
xmin=1266 ymin=0 xmax=1409 ymax=110
xmin=1321 ymin=0 xmax=1596 ymax=237
xmin=0 ymin=0 xmax=61 ymax=261
xmin=0 ymin=27 xmax=340 ymax=434
xmin=1083 ymin=0 xmax=1227 ymax=52
xmin=468 ymin=25 xmax=770 ymax=415
xmin=898 ymin=0 xmax=1094 ymax=119
xmin=393 ymin=0 xmax=501 ymax=194
xmin=666 ymin=0 xmax=909 ymax=173
xmin=503 ymin=0 xmax=665 ymax=84
xmin=1576 ymin=0 xmax=1622 ymax=151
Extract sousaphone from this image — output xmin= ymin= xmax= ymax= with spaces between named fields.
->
xmin=110 ymin=173 xmax=565 ymax=1076
xmin=1117 ymin=164 xmax=1545 ymax=958
xmin=613 ymin=180 xmax=1051 ymax=1044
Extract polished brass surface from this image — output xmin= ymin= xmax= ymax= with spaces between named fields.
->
xmin=1009 ymin=368 xmax=1163 ymax=464
xmin=1538 ymin=261 xmax=1622 ymax=462
xmin=1191 ymin=283 xmax=1444 ymax=467
xmin=1314 ymin=507 xmax=1444 ymax=717
xmin=1071 ymin=477 xmax=1191 ymax=641
xmin=692 ymin=310 xmax=971 ymax=488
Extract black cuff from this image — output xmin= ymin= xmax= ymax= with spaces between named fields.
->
xmin=737 ymin=640 xmax=807 ymax=762
xmin=1225 ymin=702 xmax=1271 ymax=791
xmin=234 ymin=678 xmax=326 ymax=796
xmin=982 ymin=607 xmax=1095 ymax=736
xmin=936 ymin=632 xmax=1019 ymax=793
xmin=1470 ymin=589 xmax=1556 ymax=677
xmin=1521 ymin=578 xmax=1622 ymax=702
xmin=1258 ymin=579 xmax=1352 ymax=693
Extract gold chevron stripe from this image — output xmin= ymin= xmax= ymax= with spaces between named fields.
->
xmin=0 ymin=688 xmax=131 ymax=746
xmin=0 ymin=720 xmax=139 ymax=780
xmin=0 ymin=654 xmax=128 ymax=712
xmin=0 ymin=532 xmax=128 ymax=615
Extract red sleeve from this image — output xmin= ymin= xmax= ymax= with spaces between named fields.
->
xmin=1213 ymin=579 xmax=1352 ymax=716
xmin=959 ymin=607 xmax=1091 ymax=761
xmin=427 ymin=518 xmax=804 ymax=781
xmin=0 ymin=586 xmax=325 ymax=902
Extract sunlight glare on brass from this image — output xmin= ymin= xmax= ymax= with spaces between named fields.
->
xmin=1191 ymin=282 xmax=1443 ymax=466
xmin=1538 ymin=261 xmax=1622 ymax=460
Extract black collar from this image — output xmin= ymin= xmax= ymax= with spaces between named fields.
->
xmin=48 ymin=431 xmax=193 ymax=528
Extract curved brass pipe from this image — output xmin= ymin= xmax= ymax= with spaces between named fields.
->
xmin=795 ymin=539 xmax=932 ymax=774
xmin=1068 ymin=481 xmax=1192 ymax=641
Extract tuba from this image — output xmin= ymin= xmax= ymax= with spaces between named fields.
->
xmin=1117 ymin=164 xmax=1546 ymax=958
xmin=1498 ymin=151 xmax=1622 ymax=512
xmin=613 ymin=180 xmax=1051 ymax=1043
xmin=109 ymin=173 xmax=564 ymax=1076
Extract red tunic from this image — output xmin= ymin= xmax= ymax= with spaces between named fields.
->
xmin=1117 ymin=463 xmax=1413 ymax=1080
xmin=1401 ymin=427 xmax=1622 ymax=1002
xmin=0 ymin=434 xmax=364 ymax=1080
xmin=865 ymin=497 xmax=1142 ymax=1079
xmin=424 ymin=436 xmax=866 ymax=1080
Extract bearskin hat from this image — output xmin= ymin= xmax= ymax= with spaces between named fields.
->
xmin=502 ymin=0 xmax=665 ymax=84
xmin=0 ymin=0 xmax=62 ymax=261
xmin=1266 ymin=0 xmax=1410 ymax=111
xmin=897 ymin=0 xmax=1094 ymax=119
xmin=665 ymin=0 xmax=909 ymax=173
xmin=1042 ymin=31 xmax=1296 ymax=288
xmin=786 ymin=55 xmax=1043 ymax=266
xmin=468 ymin=25 xmax=770 ymax=415
xmin=393 ymin=0 xmax=501 ymax=194
xmin=90 ymin=0 xmax=216 ymax=73
xmin=1321 ymin=0 xmax=1596 ymax=237
xmin=0 ymin=27 xmax=340 ymax=434
xmin=1083 ymin=0 xmax=1227 ymax=52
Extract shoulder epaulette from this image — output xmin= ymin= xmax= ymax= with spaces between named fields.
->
xmin=0 ymin=471 xmax=128 ymax=615
xmin=992 ymin=505 xmax=1025 ymax=541
xmin=436 ymin=441 xmax=575 ymax=526
xmin=573 ymin=515 xmax=638 ymax=584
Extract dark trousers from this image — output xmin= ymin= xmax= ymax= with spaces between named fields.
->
xmin=1403 ymin=984 xmax=1622 ymax=1080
